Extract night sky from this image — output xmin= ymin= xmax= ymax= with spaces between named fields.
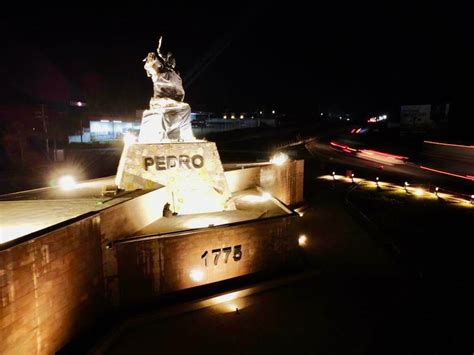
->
xmin=1 ymin=3 xmax=471 ymax=119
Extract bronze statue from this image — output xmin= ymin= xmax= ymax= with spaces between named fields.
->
xmin=138 ymin=37 xmax=195 ymax=142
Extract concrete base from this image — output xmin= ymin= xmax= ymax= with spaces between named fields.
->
xmin=115 ymin=141 xmax=235 ymax=214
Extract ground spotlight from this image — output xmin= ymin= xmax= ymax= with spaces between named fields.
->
xmin=415 ymin=188 xmax=424 ymax=197
xmin=270 ymin=152 xmax=289 ymax=166
xmin=189 ymin=269 xmax=204 ymax=282
xmin=58 ymin=175 xmax=77 ymax=190
xmin=298 ymin=234 xmax=307 ymax=247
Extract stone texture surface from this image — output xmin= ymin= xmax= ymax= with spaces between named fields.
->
xmin=116 ymin=141 xmax=234 ymax=214
xmin=115 ymin=215 xmax=301 ymax=306
xmin=0 ymin=162 xmax=304 ymax=354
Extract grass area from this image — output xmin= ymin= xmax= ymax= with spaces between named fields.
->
xmin=347 ymin=179 xmax=474 ymax=279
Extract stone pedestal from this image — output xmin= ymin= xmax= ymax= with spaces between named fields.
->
xmin=115 ymin=141 xmax=235 ymax=214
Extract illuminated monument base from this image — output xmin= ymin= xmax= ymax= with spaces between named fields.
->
xmin=115 ymin=141 xmax=235 ymax=214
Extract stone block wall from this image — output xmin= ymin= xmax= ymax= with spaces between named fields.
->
xmin=115 ymin=216 xmax=300 ymax=306
xmin=0 ymin=218 xmax=104 ymax=355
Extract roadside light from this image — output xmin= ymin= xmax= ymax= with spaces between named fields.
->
xmin=58 ymin=175 xmax=76 ymax=190
xmin=351 ymin=173 xmax=355 ymax=184
xmin=375 ymin=177 xmax=380 ymax=188
xmin=298 ymin=234 xmax=307 ymax=247
xmin=240 ymin=114 xmax=244 ymax=119
xmin=434 ymin=187 xmax=439 ymax=197
xmin=223 ymin=115 xmax=227 ymax=119
xmin=272 ymin=110 xmax=276 ymax=114
xmin=471 ymin=195 xmax=474 ymax=205
xmin=332 ymin=171 xmax=336 ymax=181
xmin=270 ymin=152 xmax=289 ymax=166
xmin=404 ymin=181 xmax=409 ymax=193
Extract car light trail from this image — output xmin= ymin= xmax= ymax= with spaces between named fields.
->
xmin=359 ymin=149 xmax=408 ymax=161
xmin=419 ymin=166 xmax=474 ymax=181
xmin=424 ymin=140 xmax=474 ymax=149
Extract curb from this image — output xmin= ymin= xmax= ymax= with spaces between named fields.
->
xmin=88 ymin=268 xmax=320 ymax=354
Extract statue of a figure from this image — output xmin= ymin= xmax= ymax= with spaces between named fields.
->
xmin=138 ymin=37 xmax=195 ymax=142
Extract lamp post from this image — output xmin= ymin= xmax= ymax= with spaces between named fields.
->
xmin=471 ymin=195 xmax=474 ymax=205
xmin=376 ymin=177 xmax=380 ymax=189
xmin=434 ymin=187 xmax=439 ymax=198
xmin=351 ymin=173 xmax=355 ymax=184
xmin=332 ymin=171 xmax=336 ymax=181
xmin=404 ymin=181 xmax=409 ymax=193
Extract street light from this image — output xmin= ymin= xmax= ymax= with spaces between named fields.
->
xmin=471 ymin=195 xmax=474 ymax=205
xmin=332 ymin=171 xmax=336 ymax=181
xmin=434 ymin=187 xmax=439 ymax=198
xmin=351 ymin=173 xmax=355 ymax=184
xmin=375 ymin=177 xmax=380 ymax=189
xmin=404 ymin=181 xmax=409 ymax=193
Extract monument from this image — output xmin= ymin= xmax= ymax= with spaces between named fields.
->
xmin=115 ymin=37 xmax=234 ymax=214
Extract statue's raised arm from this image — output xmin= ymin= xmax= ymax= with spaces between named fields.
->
xmin=138 ymin=37 xmax=194 ymax=142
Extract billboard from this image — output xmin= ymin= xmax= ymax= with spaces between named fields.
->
xmin=400 ymin=105 xmax=433 ymax=129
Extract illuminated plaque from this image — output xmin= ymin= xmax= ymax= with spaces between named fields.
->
xmin=116 ymin=141 xmax=235 ymax=214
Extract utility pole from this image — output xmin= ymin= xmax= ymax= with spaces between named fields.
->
xmin=36 ymin=104 xmax=49 ymax=160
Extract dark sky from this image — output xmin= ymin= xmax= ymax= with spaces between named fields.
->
xmin=0 ymin=2 xmax=472 ymax=117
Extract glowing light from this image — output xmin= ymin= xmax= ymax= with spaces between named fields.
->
xmin=58 ymin=175 xmax=76 ymax=190
xmin=298 ymin=234 xmax=307 ymax=247
xmin=100 ymin=119 xmax=109 ymax=122
xmin=223 ymin=115 xmax=227 ymax=119
xmin=229 ymin=304 xmax=239 ymax=312
xmin=215 ymin=292 xmax=237 ymax=303
xmin=189 ymin=269 xmax=204 ymax=282
xmin=240 ymin=114 xmax=244 ymax=119
xmin=239 ymin=193 xmax=272 ymax=203
xmin=270 ymin=152 xmax=289 ymax=166
xmin=262 ymin=192 xmax=271 ymax=200
xmin=231 ymin=115 xmax=235 ymax=119
xmin=415 ymin=188 xmax=424 ymax=197
xmin=272 ymin=110 xmax=276 ymax=114
xmin=123 ymin=132 xmax=137 ymax=145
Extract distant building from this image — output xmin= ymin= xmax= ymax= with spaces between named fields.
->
xmin=68 ymin=117 xmax=140 ymax=143
xmin=400 ymin=103 xmax=450 ymax=131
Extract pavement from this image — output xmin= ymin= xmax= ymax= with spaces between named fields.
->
xmin=0 ymin=177 xmax=133 ymax=243
xmin=134 ymin=188 xmax=292 ymax=237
